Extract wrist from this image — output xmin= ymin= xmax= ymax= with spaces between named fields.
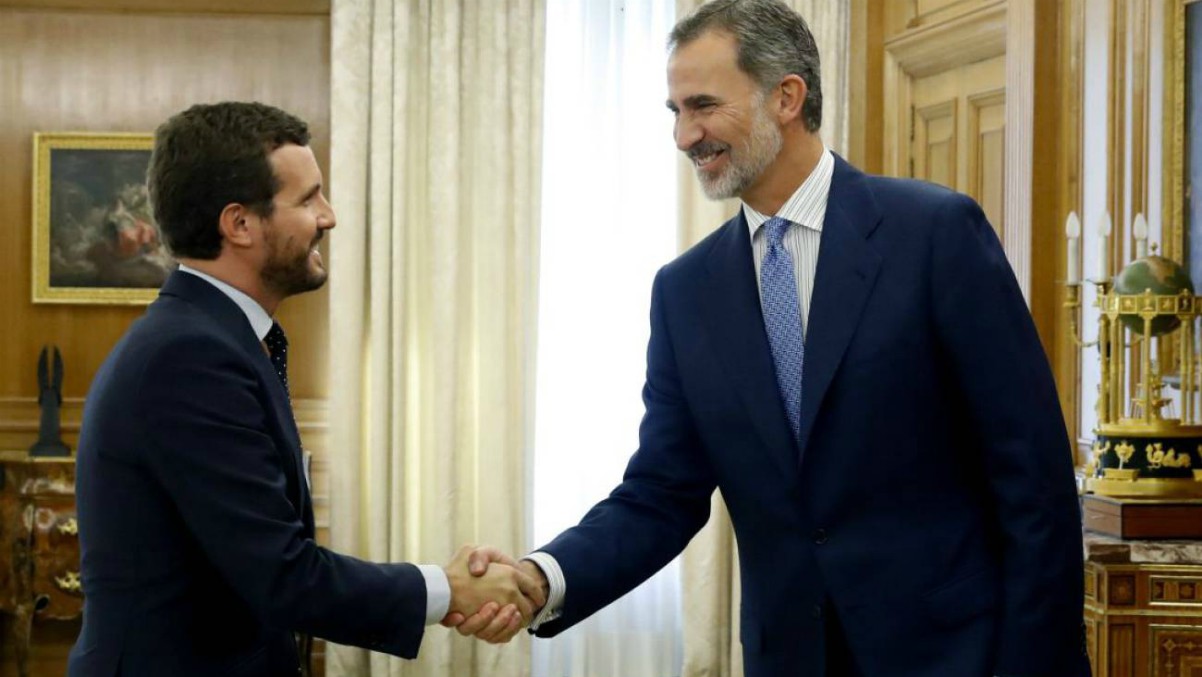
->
xmin=518 ymin=560 xmax=550 ymax=606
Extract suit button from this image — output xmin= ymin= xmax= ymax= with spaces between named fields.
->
xmin=811 ymin=604 xmax=823 ymax=619
xmin=812 ymin=528 xmax=828 ymax=544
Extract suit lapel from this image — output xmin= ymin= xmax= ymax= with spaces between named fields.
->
xmin=159 ymin=272 xmax=311 ymax=524
xmin=796 ymin=156 xmax=883 ymax=465
xmin=701 ymin=212 xmax=800 ymax=480
xmin=250 ymin=358 xmax=313 ymax=527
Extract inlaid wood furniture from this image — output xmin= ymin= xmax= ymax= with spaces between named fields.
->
xmin=1085 ymin=532 xmax=1202 ymax=676
xmin=0 ymin=453 xmax=80 ymax=677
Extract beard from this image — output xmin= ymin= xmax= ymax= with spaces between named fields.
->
xmin=690 ymin=94 xmax=784 ymax=200
xmin=261 ymin=226 xmax=327 ymax=298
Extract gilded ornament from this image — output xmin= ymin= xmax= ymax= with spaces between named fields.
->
xmin=1115 ymin=441 xmax=1135 ymax=467
xmin=1146 ymin=442 xmax=1192 ymax=469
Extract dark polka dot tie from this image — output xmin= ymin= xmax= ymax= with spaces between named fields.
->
xmin=264 ymin=322 xmax=290 ymax=400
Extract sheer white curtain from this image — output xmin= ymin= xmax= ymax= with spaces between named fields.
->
xmin=532 ymin=1 xmax=681 ymax=676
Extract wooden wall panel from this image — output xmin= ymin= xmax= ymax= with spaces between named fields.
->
xmin=848 ymin=0 xmax=884 ymax=173
xmin=0 ymin=8 xmax=331 ymax=402
xmin=970 ymin=91 xmax=1006 ymax=238
xmin=1056 ymin=0 xmax=1085 ymax=450
xmin=0 ymin=0 xmax=328 ymax=12
xmin=883 ymin=0 xmax=1001 ymax=41
xmin=0 ymin=7 xmax=331 ymax=673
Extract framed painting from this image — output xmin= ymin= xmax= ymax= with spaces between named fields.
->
xmin=31 ymin=132 xmax=173 ymax=304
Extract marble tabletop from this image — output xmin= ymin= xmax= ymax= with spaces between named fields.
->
xmin=1084 ymin=530 xmax=1202 ymax=564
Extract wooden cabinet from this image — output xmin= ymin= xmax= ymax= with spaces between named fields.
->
xmin=0 ymin=455 xmax=79 ymax=677
xmin=1084 ymin=534 xmax=1202 ymax=676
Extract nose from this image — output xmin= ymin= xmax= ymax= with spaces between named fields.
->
xmin=319 ymin=195 xmax=336 ymax=231
xmin=675 ymin=115 xmax=703 ymax=153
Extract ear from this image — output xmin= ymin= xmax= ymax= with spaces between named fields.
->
xmin=217 ymin=203 xmax=257 ymax=249
xmin=776 ymin=73 xmax=807 ymax=126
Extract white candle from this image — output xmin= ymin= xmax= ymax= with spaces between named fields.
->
xmin=1133 ymin=212 xmax=1148 ymax=259
xmin=1098 ymin=211 xmax=1112 ymax=279
xmin=1065 ymin=211 xmax=1081 ymax=283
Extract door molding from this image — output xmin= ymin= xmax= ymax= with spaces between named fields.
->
xmin=883 ymin=0 xmax=1038 ymax=300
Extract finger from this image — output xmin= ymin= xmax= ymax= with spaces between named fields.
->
xmin=455 ymin=602 xmax=500 ymax=636
xmin=440 ymin=612 xmax=466 ymax=628
xmin=488 ymin=612 xmax=525 ymax=645
xmin=476 ymin=604 xmax=518 ymax=643
xmin=468 ymin=546 xmax=516 ymax=576
xmin=512 ymin=591 xmax=536 ymax=621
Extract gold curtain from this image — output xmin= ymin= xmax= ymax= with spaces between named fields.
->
xmin=326 ymin=0 xmax=544 ymax=674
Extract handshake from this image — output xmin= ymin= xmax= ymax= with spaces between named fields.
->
xmin=440 ymin=545 xmax=550 ymax=644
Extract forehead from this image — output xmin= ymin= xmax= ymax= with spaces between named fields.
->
xmin=267 ymin=143 xmax=321 ymax=192
xmin=667 ymin=30 xmax=754 ymax=98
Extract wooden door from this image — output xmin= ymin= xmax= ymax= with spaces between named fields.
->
xmin=909 ymin=53 xmax=1007 ymax=238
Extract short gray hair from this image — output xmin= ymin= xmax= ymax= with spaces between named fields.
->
xmin=669 ymin=0 xmax=822 ymax=132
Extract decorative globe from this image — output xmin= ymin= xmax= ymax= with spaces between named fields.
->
xmin=1112 ymin=255 xmax=1195 ymax=336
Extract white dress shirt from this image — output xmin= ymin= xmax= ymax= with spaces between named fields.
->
xmin=526 ymin=147 xmax=835 ymax=629
xmin=178 ymin=265 xmax=451 ymax=625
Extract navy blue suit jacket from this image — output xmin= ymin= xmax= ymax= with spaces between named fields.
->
xmin=69 ymin=272 xmax=427 ymax=676
xmin=534 ymin=157 xmax=1089 ymax=677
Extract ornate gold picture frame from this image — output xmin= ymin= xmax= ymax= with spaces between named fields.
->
xmin=32 ymin=132 xmax=171 ymax=305
xmin=1165 ymin=0 xmax=1202 ymax=267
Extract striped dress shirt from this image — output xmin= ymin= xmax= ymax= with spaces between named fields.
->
xmin=742 ymin=146 xmax=834 ymax=336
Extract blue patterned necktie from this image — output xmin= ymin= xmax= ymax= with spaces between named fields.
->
xmin=760 ymin=217 xmax=804 ymax=441
xmin=264 ymin=322 xmax=290 ymax=400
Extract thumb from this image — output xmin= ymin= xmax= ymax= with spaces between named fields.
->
xmin=441 ymin=612 xmax=467 ymax=627
xmin=468 ymin=546 xmax=513 ymax=576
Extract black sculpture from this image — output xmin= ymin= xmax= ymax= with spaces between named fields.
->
xmin=30 ymin=345 xmax=70 ymax=457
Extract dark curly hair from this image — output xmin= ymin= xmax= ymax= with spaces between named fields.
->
xmin=147 ymin=102 xmax=311 ymax=260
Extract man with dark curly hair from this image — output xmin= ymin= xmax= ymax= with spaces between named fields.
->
xmin=69 ymin=102 xmax=542 ymax=677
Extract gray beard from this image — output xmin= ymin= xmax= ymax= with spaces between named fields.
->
xmin=696 ymin=104 xmax=783 ymax=200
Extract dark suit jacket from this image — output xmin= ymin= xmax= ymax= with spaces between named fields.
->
xmin=69 ymin=271 xmax=427 ymax=676
xmin=533 ymin=156 xmax=1089 ymax=677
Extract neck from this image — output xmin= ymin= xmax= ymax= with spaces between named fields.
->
xmin=179 ymin=257 xmax=282 ymax=316
xmin=741 ymin=132 xmax=824 ymax=216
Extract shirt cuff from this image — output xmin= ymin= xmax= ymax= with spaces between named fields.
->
xmin=418 ymin=564 xmax=450 ymax=625
xmin=522 ymin=551 xmax=566 ymax=630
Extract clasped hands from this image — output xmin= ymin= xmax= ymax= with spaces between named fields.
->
xmin=441 ymin=545 xmax=549 ymax=644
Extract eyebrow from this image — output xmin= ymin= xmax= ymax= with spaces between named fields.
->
xmin=298 ymin=183 xmax=322 ymax=203
xmin=666 ymin=94 xmax=721 ymax=113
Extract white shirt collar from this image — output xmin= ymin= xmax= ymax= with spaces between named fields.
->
xmin=742 ymin=146 xmax=835 ymax=237
xmin=177 ymin=264 xmax=275 ymax=341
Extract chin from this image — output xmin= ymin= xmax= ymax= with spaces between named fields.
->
xmin=700 ymin=180 xmax=739 ymax=201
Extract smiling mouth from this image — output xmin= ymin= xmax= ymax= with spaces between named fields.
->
xmin=692 ymin=148 xmax=727 ymax=170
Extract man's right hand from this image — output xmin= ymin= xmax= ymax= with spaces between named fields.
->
xmin=441 ymin=545 xmax=549 ymax=643
xmin=442 ymin=545 xmax=546 ymax=643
